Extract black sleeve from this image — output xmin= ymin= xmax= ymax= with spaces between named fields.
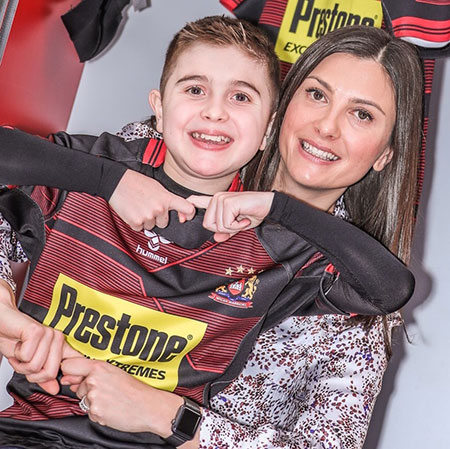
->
xmin=0 ymin=127 xmax=127 ymax=201
xmin=266 ymin=191 xmax=415 ymax=315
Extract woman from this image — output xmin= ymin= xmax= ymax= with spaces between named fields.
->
xmin=54 ymin=25 xmax=423 ymax=449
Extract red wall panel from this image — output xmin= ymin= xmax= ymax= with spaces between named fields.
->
xmin=0 ymin=0 xmax=84 ymax=135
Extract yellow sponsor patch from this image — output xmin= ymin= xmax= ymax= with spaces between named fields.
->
xmin=44 ymin=274 xmax=207 ymax=391
xmin=275 ymin=0 xmax=382 ymax=64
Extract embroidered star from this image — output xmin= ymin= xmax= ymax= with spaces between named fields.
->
xmin=225 ymin=267 xmax=233 ymax=276
xmin=247 ymin=267 xmax=255 ymax=274
xmin=236 ymin=265 xmax=245 ymax=273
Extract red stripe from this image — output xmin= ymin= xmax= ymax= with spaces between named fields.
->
xmin=391 ymin=17 xmax=450 ymax=42
xmin=150 ymin=139 xmax=167 ymax=167
xmin=220 ymin=0 xmax=239 ymax=11
xmin=142 ymin=139 xmax=156 ymax=164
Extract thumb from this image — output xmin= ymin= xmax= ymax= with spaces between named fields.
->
xmin=37 ymin=379 xmax=60 ymax=395
xmin=186 ymin=195 xmax=212 ymax=210
xmin=62 ymin=342 xmax=82 ymax=359
xmin=213 ymin=232 xmax=233 ymax=242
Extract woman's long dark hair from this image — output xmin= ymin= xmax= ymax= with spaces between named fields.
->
xmin=244 ymin=26 xmax=424 ymax=356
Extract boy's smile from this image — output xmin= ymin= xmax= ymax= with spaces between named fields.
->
xmin=150 ymin=43 xmax=273 ymax=194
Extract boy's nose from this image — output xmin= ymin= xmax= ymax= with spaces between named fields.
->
xmin=201 ymin=97 xmax=229 ymax=122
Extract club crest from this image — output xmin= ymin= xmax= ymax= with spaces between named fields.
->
xmin=209 ymin=276 xmax=259 ymax=308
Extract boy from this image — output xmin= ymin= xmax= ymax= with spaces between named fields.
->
xmin=0 ymin=16 xmax=413 ymax=448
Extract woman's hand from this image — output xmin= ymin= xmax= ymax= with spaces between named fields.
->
xmin=60 ymin=357 xmax=184 ymax=437
xmin=188 ymin=192 xmax=275 ymax=242
xmin=109 ymin=169 xmax=196 ymax=231
xmin=0 ymin=280 xmax=77 ymax=395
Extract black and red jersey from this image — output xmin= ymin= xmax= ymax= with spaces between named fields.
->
xmin=0 ymin=131 xmax=414 ymax=448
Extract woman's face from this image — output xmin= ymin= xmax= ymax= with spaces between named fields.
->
xmin=275 ymin=53 xmax=396 ymax=211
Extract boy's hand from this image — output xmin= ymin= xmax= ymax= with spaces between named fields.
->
xmin=109 ymin=169 xmax=196 ymax=231
xmin=0 ymin=281 xmax=75 ymax=395
xmin=188 ymin=192 xmax=275 ymax=242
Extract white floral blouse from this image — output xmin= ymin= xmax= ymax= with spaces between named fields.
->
xmin=0 ymin=211 xmax=28 ymax=293
xmin=200 ymin=313 xmax=401 ymax=449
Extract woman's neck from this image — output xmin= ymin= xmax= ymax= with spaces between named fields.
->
xmin=272 ymin=168 xmax=344 ymax=214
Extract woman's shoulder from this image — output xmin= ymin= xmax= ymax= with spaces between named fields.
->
xmin=262 ymin=312 xmax=403 ymax=359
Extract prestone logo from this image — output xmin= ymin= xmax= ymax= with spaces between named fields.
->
xmin=275 ymin=0 xmax=382 ymax=63
xmin=44 ymin=274 xmax=207 ymax=391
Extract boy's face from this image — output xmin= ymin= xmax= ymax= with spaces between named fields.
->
xmin=150 ymin=42 xmax=273 ymax=194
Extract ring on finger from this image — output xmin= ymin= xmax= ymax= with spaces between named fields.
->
xmin=79 ymin=395 xmax=90 ymax=413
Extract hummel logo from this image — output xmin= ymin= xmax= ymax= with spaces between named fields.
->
xmin=144 ymin=230 xmax=171 ymax=252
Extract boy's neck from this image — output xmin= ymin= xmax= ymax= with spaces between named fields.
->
xmin=162 ymin=162 xmax=238 ymax=195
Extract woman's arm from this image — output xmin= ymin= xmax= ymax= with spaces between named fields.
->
xmin=199 ymin=315 xmax=393 ymax=449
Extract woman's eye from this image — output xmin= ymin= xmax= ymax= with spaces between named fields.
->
xmin=356 ymin=109 xmax=373 ymax=122
xmin=306 ymin=88 xmax=325 ymax=102
xmin=187 ymin=86 xmax=204 ymax=96
xmin=233 ymin=92 xmax=250 ymax=102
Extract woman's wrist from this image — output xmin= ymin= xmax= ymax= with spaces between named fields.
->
xmin=142 ymin=388 xmax=201 ymax=448
xmin=0 ymin=279 xmax=16 ymax=307
xmin=140 ymin=387 xmax=184 ymax=437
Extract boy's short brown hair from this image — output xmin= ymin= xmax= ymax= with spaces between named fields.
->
xmin=159 ymin=15 xmax=280 ymax=111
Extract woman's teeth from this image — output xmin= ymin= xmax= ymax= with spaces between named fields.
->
xmin=192 ymin=132 xmax=231 ymax=143
xmin=302 ymin=141 xmax=338 ymax=161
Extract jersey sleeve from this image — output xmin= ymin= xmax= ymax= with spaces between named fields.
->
xmin=0 ymin=127 xmax=127 ymax=201
xmin=266 ymin=191 xmax=415 ymax=315
xmin=199 ymin=315 xmax=393 ymax=449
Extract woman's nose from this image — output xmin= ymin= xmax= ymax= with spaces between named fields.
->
xmin=314 ymin=108 xmax=341 ymax=139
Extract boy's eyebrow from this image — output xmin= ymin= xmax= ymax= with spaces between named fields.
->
xmin=307 ymin=75 xmax=386 ymax=115
xmin=175 ymin=75 xmax=208 ymax=85
xmin=175 ymin=75 xmax=261 ymax=97
xmin=232 ymin=80 xmax=261 ymax=97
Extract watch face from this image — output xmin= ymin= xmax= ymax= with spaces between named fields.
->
xmin=176 ymin=408 xmax=201 ymax=436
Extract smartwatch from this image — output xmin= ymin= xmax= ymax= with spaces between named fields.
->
xmin=165 ymin=397 xmax=202 ymax=447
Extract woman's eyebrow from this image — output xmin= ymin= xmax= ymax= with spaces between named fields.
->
xmin=307 ymin=75 xmax=386 ymax=115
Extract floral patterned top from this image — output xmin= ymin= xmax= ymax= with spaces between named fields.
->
xmin=200 ymin=313 xmax=401 ymax=449
xmin=0 ymin=211 xmax=28 ymax=293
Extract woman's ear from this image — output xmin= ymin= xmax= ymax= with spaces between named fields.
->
xmin=373 ymin=146 xmax=394 ymax=172
xmin=259 ymin=113 xmax=276 ymax=152
xmin=148 ymin=90 xmax=163 ymax=133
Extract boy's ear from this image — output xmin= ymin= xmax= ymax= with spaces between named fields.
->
xmin=148 ymin=90 xmax=163 ymax=133
xmin=373 ymin=146 xmax=394 ymax=172
xmin=259 ymin=113 xmax=275 ymax=152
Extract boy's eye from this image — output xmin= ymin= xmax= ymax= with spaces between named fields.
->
xmin=355 ymin=109 xmax=373 ymax=122
xmin=306 ymin=87 xmax=325 ymax=102
xmin=232 ymin=92 xmax=250 ymax=102
xmin=187 ymin=86 xmax=204 ymax=96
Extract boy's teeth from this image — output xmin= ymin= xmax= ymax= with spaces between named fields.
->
xmin=192 ymin=132 xmax=231 ymax=143
xmin=302 ymin=141 xmax=338 ymax=161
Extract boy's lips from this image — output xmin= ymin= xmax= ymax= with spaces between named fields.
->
xmin=300 ymin=140 xmax=339 ymax=161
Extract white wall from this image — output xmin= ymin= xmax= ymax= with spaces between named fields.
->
xmin=365 ymin=58 xmax=450 ymax=449
xmin=4 ymin=1 xmax=450 ymax=446
xmin=67 ymin=0 xmax=229 ymax=134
